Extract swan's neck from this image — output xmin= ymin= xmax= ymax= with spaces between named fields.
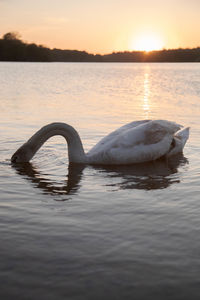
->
xmin=25 ymin=123 xmax=87 ymax=163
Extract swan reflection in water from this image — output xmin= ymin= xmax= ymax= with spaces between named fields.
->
xmin=12 ymin=162 xmax=84 ymax=199
xmin=98 ymin=155 xmax=188 ymax=191
xmin=12 ymin=154 xmax=188 ymax=199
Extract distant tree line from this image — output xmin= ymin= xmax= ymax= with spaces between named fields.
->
xmin=0 ymin=32 xmax=200 ymax=62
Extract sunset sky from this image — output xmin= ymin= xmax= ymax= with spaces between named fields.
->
xmin=0 ymin=0 xmax=200 ymax=54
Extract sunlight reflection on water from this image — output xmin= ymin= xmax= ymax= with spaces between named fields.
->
xmin=142 ymin=71 xmax=151 ymax=117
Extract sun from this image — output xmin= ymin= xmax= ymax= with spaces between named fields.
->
xmin=131 ymin=33 xmax=164 ymax=52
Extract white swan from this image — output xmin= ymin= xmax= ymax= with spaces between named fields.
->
xmin=11 ymin=120 xmax=189 ymax=165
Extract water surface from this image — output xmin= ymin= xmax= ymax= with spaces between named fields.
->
xmin=0 ymin=62 xmax=200 ymax=300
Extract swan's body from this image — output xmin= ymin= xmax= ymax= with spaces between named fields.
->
xmin=11 ymin=120 xmax=189 ymax=165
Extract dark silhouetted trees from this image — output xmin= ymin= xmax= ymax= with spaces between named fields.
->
xmin=0 ymin=32 xmax=51 ymax=61
xmin=0 ymin=32 xmax=200 ymax=62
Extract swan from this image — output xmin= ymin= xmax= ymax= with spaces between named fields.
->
xmin=11 ymin=120 xmax=189 ymax=165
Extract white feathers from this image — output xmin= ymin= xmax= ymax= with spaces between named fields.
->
xmin=87 ymin=120 xmax=189 ymax=164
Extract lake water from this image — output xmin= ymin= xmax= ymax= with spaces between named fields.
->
xmin=0 ymin=62 xmax=200 ymax=300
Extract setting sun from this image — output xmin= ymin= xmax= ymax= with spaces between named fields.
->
xmin=131 ymin=34 xmax=164 ymax=52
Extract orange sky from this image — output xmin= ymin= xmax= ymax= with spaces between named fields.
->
xmin=0 ymin=0 xmax=200 ymax=54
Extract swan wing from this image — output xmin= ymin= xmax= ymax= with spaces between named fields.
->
xmin=88 ymin=119 xmax=151 ymax=155
xmin=87 ymin=120 xmax=182 ymax=164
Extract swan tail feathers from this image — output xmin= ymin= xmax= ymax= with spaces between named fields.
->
xmin=175 ymin=127 xmax=190 ymax=146
xmin=167 ymin=127 xmax=190 ymax=157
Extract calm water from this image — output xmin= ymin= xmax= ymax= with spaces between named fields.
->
xmin=0 ymin=62 xmax=200 ymax=300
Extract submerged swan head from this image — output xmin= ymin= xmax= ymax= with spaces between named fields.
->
xmin=11 ymin=143 xmax=35 ymax=163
